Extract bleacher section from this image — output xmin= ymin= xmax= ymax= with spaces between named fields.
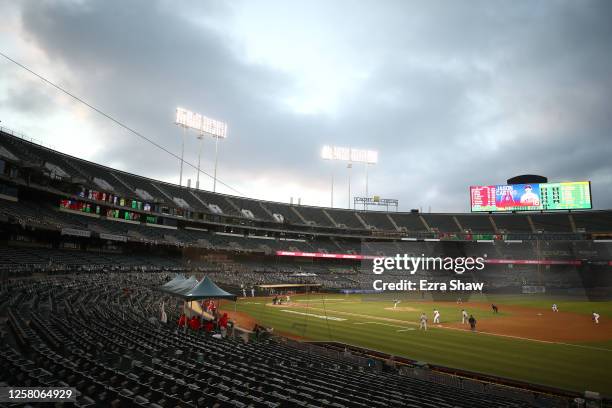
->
xmin=359 ymin=211 xmax=396 ymax=230
xmin=573 ymin=211 xmax=612 ymax=232
xmin=230 ymin=197 xmax=273 ymax=221
xmin=492 ymin=214 xmax=533 ymax=233
xmin=388 ymin=213 xmax=428 ymax=232
xmin=294 ymin=205 xmax=335 ymax=227
xmin=0 ymin=247 xmax=183 ymax=269
xmin=193 ymin=190 xmax=240 ymax=217
xmin=326 ymin=209 xmax=363 ymax=229
xmin=530 ymin=213 xmax=572 ymax=232
xmin=0 ymin=132 xmax=45 ymax=165
xmin=2 ymin=130 xmax=612 ymax=243
xmin=421 ymin=214 xmax=460 ymax=232
xmin=308 ymin=238 xmax=342 ymax=253
xmin=151 ymin=182 xmax=206 ymax=212
xmin=263 ymin=202 xmax=304 ymax=225
xmin=109 ymin=172 xmax=167 ymax=203
xmin=64 ymin=157 xmax=136 ymax=199
xmin=455 ymin=215 xmax=494 ymax=233
xmin=0 ymin=273 xmax=538 ymax=408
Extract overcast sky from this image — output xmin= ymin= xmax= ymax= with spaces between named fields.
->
xmin=1 ymin=0 xmax=611 ymax=212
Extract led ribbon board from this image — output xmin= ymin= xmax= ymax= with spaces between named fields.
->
xmin=275 ymin=251 xmax=583 ymax=265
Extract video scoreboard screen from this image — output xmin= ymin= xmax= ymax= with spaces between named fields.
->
xmin=470 ymin=181 xmax=591 ymax=212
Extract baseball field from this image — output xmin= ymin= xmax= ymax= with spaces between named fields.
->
xmin=222 ymin=293 xmax=612 ymax=395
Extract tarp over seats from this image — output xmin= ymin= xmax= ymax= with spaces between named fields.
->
xmin=178 ymin=276 xmax=237 ymax=301
xmin=160 ymin=275 xmax=197 ymax=295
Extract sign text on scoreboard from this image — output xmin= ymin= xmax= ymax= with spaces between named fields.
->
xmin=470 ymin=181 xmax=591 ymax=212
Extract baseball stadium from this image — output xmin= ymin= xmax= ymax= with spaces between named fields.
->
xmin=2 ymin=1 xmax=612 ymax=407
xmin=0 ymin=129 xmax=611 ymax=407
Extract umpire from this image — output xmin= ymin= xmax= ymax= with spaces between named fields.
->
xmin=468 ymin=315 xmax=477 ymax=332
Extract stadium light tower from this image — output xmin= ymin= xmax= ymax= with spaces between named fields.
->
xmin=179 ymin=126 xmax=186 ymax=186
xmin=175 ymin=107 xmax=228 ymax=191
xmin=347 ymin=162 xmax=352 ymax=208
xmin=356 ymin=149 xmax=378 ymax=198
xmin=322 ymin=145 xmax=378 ymax=208
xmin=196 ymin=132 xmax=204 ymax=189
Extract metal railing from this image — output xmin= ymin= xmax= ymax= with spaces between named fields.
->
xmin=0 ymin=125 xmax=56 ymax=151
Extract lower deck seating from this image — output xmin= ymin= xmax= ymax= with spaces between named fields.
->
xmin=0 ymin=273 xmax=544 ymax=408
xmin=0 ymin=272 xmax=537 ymax=407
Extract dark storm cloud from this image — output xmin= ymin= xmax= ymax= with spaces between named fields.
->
xmin=14 ymin=0 xmax=358 ymax=200
xmin=17 ymin=0 xmax=296 ymax=184
xmin=9 ymin=0 xmax=612 ymax=210
xmin=319 ymin=0 xmax=612 ymax=210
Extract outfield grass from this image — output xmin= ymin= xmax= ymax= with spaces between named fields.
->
xmin=359 ymin=291 xmax=612 ymax=317
xmin=235 ymin=294 xmax=612 ymax=394
xmin=470 ymin=294 xmax=612 ymax=317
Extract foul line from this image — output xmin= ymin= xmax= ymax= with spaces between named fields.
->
xmin=353 ymin=321 xmax=411 ymax=330
xmin=295 ymin=299 xmax=348 ymax=302
xmin=441 ymin=325 xmax=612 ymax=352
xmin=279 ymin=309 xmax=347 ymax=321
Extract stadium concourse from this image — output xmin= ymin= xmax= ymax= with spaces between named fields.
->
xmin=1 ymin=129 xmax=612 ymax=407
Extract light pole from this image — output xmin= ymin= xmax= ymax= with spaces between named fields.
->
xmin=179 ymin=126 xmax=186 ymax=186
xmin=213 ymin=134 xmax=220 ymax=192
xmin=365 ymin=162 xmax=369 ymax=198
xmin=331 ymin=171 xmax=334 ymax=208
xmin=347 ymin=162 xmax=352 ymax=208
xmin=175 ymin=107 xmax=227 ymax=190
xmin=322 ymin=145 xmax=377 ymax=209
xmin=196 ymin=133 xmax=204 ymax=189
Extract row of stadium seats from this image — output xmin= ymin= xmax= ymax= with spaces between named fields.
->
xmin=2 ymin=243 xmax=610 ymax=292
xmin=0 ymin=272 xmax=535 ymax=407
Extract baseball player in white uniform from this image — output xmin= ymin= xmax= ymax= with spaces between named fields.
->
xmin=433 ymin=309 xmax=441 ymax=324
xmin=552 ymin=303 xmax=558 ymax=312
xmin=419 ymin=313 xmax=428 ymax=331
xmin=461 ymin=309 xmax=469 ymax=324
xmin=593 ymin=312 xmax=600 ymax=324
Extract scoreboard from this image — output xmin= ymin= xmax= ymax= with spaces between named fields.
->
xmin=470 ymin=181 xmax=591 ymax=212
